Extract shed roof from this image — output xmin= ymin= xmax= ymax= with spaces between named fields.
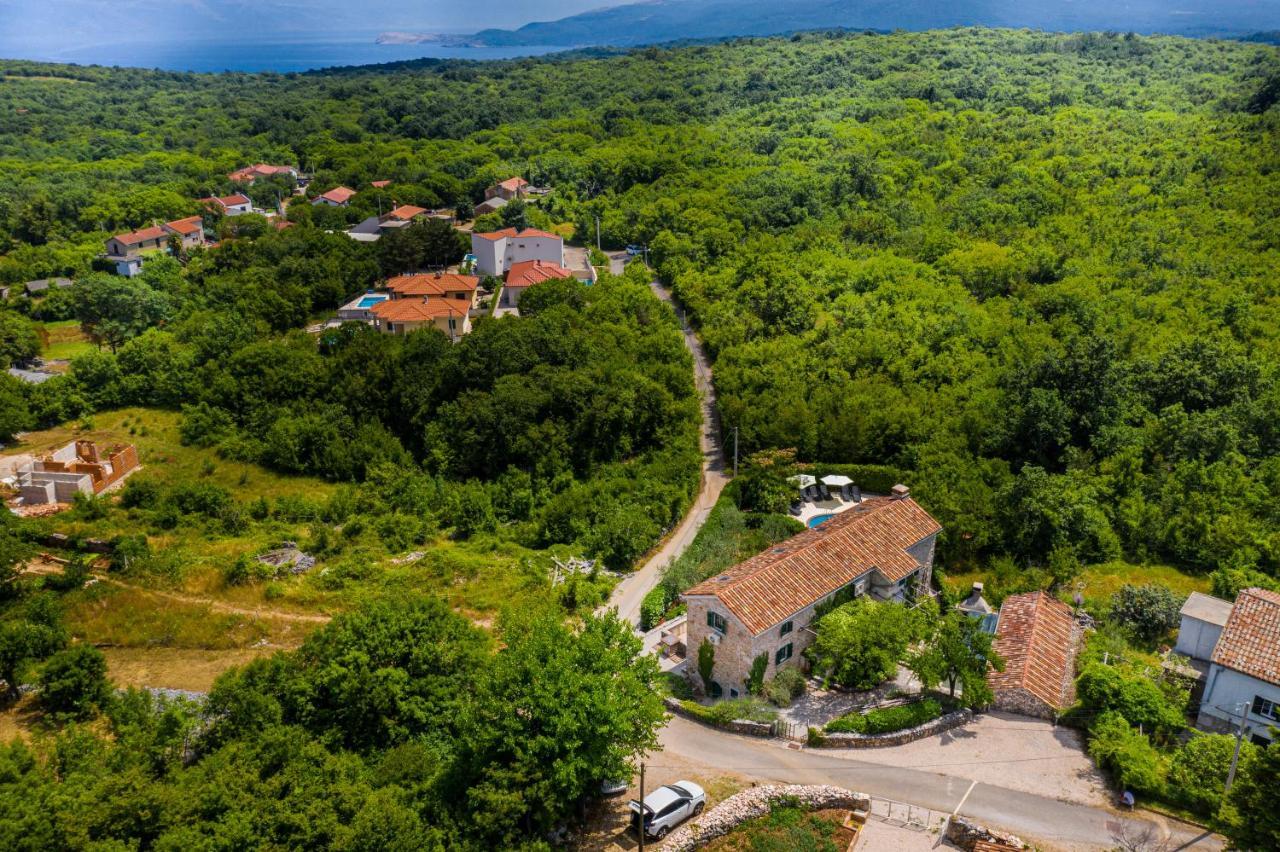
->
xmin=988 ymin=591 xmax=1078 ymax=710
xmin=1212 ymin=588 xmax=1280 ymax=686
xmin=684 ymin=496 xmax=940 ymax=635
xmin=505 ymin=259 xmax=573 ymax=289
xmin=1180 ymin=591 xmax=1233 ymax=628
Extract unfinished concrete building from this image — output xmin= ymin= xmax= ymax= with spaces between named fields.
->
xmin=17 ymin=440 xmax=139 ymax=505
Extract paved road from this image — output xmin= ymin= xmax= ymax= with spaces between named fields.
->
xmin=605 ymin=278 xmax=731 ymax=627
xmin=657 ymin=717 xmax=1221 ymax=851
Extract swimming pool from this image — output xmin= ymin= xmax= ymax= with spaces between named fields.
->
xmin=807 ymin=514 xmax=834 ymax=528
xmin=357 ymin=294 xmax=388 ymax=309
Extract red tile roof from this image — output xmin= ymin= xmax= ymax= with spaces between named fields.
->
xmin=372 ymin=298 xmax=468 ymax=322
xmin=202 ymin=194 xmax=251 ymax=209
xmin=685 ymin=496 xmax=941 ymax=635
xmin=384 ymin=205 xmax=427 ymax=222
xmin=317 ymin=186 xmax=356 ymax=204
xmin=988 ymin=591 xmax=1078 ymax=710
xmin=163 ymin=216 xmax=203 ymax=236
xmin=385 ymin=273 xmax=479 ymax=298
xmin=497 ymin=177 xmax=528 ymax=191
xmin=505 ymin=259 xmax=573 ymax=289
xmin=112 ymin=225 xmax=168 ymax=245
xmin=229 ymin=163 xmax=294 ymax=182
xmin=472 ymin=227 xmax=560 ymax=242
xmin=1212 ymin=588 xmax=1280 ymax=686
xmin=371 ymin=180 xmax=392 ymax=188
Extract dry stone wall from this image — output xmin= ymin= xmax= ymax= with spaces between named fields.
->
xmin=661 ymin=784 xmax=869 ymax=852
xmin=813 ymin=709 xmax=974 ymax=748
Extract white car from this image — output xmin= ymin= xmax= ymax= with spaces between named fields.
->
xmin=629 ymin=780 xmax=706 ymax=839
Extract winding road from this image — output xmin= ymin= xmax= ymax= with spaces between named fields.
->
xmin=605 ymin=278 xmax=731 ymax=627
xmin=604 ymin=271 xmax=1220 ymax=850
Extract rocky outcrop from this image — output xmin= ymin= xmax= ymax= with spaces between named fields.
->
xmin=945 ymin=814 xmax=1028 ymax=850
xmin=812 ymin=709 xmax=974 ymax=748
xmin=661 ymin=784 xmax=869 ymax=852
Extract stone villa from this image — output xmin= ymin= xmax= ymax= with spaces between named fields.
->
xmin=683 ymin=487 xmax=941 ymax=698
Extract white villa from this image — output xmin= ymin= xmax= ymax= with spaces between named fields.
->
xmin=471 ymin=227 xmax=564 ymax=278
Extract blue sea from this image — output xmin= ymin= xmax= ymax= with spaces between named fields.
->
xmin=0 ymin=36 xmax=572 ymax=73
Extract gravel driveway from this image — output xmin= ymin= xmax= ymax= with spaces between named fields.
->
xmin=822 ymin=710 xmax=1109 ymax=807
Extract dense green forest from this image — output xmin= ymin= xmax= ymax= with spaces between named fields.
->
xmin=0 ymin=26 xmax=1279 ymax=849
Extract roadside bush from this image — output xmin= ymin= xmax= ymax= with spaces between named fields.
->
xmin=1168 ymin=733 xmax=1251 ymax=816
xmin=1109 ymin=584 xmax=1184 ymax=642
xmin=826 ymin=699 xmax=942 ymax=735
xmin=747 ymin=653 xmax=769 ymax=695
xmin=1076 ymin=664 xmax=1186 ymax=741
xmin=39 ymin=644 xmax=111 ymax=720
xmin=708 ymin=697 xmax=777 ymax=725
xmin=658 ymin=672 xmax=693 ymax=700
xmin=1087 ymin=711 xmax=1167 ymax=796
xmin=640 ymin=585 xmax=667 ymax=631
xmin=765 ymin=667 xmax=807 ymax=707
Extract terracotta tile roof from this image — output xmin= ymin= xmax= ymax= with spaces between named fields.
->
xmin=113 ymin=225 xmax=168 ymax=245
xmin=988 ymin=591 xmax=1078 ymax=710
xmin=163 ymin=216 xmax=203 ymax=236
xmin=684 ymin=496 xmax=941 ymax=635
xmin=473 ymin=227 xmax=560 ymax=242
xmin=505 ymin=259 xmax=572 ymax=289
xmin=229 ymin=163 xmax=294 ymax=182
xmin=372 ymin=298 xmax=468 ymax=322
xmin=385 ymin=273 xmax=479 ymax=298
xmin=317 ymin=186 xmax=356 ymax=204
xmin=497 ymin=177 xmax=528 ymax=191
xmin=1212 ymin=588 xmax=1280 ymax=686
xmin=371 ymin=180 xmax=392 ymax=188
xmin=385 ymin=205 xmax=427 ymax=221
xmin=202 ymin=194 xmax=251 ymax=208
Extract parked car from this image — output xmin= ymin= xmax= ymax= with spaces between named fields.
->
xmin=625 ymin=244 xmax=644 ymax=256
xmin=629 ymin=781 xmax=706 ymax=839
xmin=599 ymin=778 xmax=629 ymax=797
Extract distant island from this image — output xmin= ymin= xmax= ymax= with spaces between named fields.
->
xmin=378 ymin=0 xmax=1280 ymax=49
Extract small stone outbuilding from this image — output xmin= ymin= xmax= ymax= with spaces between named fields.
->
xmin=987 ymin=591 xmax=1081 ymax=719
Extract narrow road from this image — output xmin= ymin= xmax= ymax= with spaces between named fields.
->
xmin=657 ymin=717 xmax=1221 ymax=851
xmin=606 ymin=278 xmax=731 ymax=627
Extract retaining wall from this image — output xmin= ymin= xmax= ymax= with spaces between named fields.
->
xmin=662 ymin=784 xmax=869 ymax=852
xmin=661 ymin=696 xmax=774 ymax=737
xmin=812 ymin=708 xmax=974 ymax=748
xmin=944 ymin=814 xmax=1028 ymax=850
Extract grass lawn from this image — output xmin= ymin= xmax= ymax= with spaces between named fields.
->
xmin=703 ymin=807 xmax=851 ymax=852
xmin=103 ymin=646 xmax=277 ymax=692
xmin=37 ymin=319 xmax=97 ymax=361
xmin=942 ymin=560 xmax=1210 ymax=612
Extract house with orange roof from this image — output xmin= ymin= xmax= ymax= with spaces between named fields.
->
xmin=502 ymin=259 xmax=574 ymax=308
xmin=485 ymin=176 xmax=529 ymax=202
xmin=161 ymin=216 xmax=208 ymax=250
xmin=385 ymin=272 xmax=479 ymax=309
xmin=987 ymin=591 xmax=1082 ymax=719
xmin=1194 ymin=587 xmax=1280 ymax=745
xmin=201 ymin=193 xmax=255 ymax=216
xmin=104 ymin=225 xmax=172 ymax=277
xmin=371 ymin=180 xmax=392 ymax=189
xmin=370 ymin=296 xmax=471 ymax=340
xmin=471 ymin=226 xmax=564 ymax=278
xmin=378 ymin=205 xmax=428 ymax=231
xmin=313 ymin=186 xmax=357 ymax=207
xmin=682 ymin=487 xmax=941 ymax=698
xmin=228 ymin=163 xmax=298 ymax=184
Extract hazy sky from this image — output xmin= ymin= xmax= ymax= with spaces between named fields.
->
xmin=0 ymin=0 xmax=634 ymax=48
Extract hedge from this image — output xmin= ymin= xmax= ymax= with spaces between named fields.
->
xmin=640 ymin=585 xmax=668 ymax=631
xmin=681 ymin=697 xmax=778 ymax=727
xmin=800 ymin=464 xmax=911 ymax=497
xmin=825 ymin=699 xmax=942 ymax=734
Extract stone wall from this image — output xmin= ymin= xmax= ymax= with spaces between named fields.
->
xmin=991 ymin=687 xmax=1055 ymax=720
xmin=944 ymin=815 xmax=1028 ymax=850
xmin=662 ymin=696 xmax=775 ymax=737
xmin=684 ymin=596 xmax=758 ymax=697
xmin=812 ymin=709 xmax=974 ymax=748
xmin=662 ymin=784 xmax=870 ymax=852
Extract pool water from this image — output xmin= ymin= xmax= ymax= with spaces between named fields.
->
xmin=807 ymin=514 xmax=834 ymax=528
xmin=357 ymin=295 xmax=388 ymax=309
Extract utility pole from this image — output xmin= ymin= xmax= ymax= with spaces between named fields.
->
xmin=1225 ymin=702 xmax=1250 ymax=796
xmin=637 ymin=762 xmax=646 ymax=852
xmin=595 ymin=215 xmax=602 ymax=252
xmin=733 ymin=426 xmax=739 ymax=478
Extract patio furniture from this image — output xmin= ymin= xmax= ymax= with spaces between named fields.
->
xmin=851 ymin=486 xmax=862 ymax=503
xmin=819 ymin=484 xmax=831 ymax=500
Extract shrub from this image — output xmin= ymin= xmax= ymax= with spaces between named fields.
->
xmin=640 ymin=585 xmax=667 ymax=631
xmin=826 ymin=699 xmax=942 ymax=735
xmin=747 ymin=652 xmax=769 ymax=695
xmin=1087 ymin=711 xmax=1167 ymax=796
xmin=39 ymin=645 xmax=111 ymax=719
xmin=1076 ymin=664 xmax=1186 ymax=741
xmin=1109 ymin=584 xmax=1184 ymax=642
xmin=658 ymin=672 xmax=693 ymax=701
xmin=1168 ymin=733 xmax=1250 ymax=816
xmin=765 ymin=667 xmax=807 ymax=707
xmin=697 ymin=637 xmax=715 ymax=694
xmin=120 ymin=477 xmax=161 ymax=509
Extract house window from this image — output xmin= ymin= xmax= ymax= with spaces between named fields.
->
xmin=729 ymin=688 xmax=738 ymax=699
xmin=775 ymin=643 xmax=793 ymax=665
xmin=706 ymin=611 xmax=727 ymax=634
xmin=780 ymin=620 xmax=793 ymax=636
xmin=1253 ymin=695 xmax=1280 ymax=722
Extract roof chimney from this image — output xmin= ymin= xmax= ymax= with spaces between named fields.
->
xmin=891 ymin=484 xmax=910 ymax=500
xmin=972 ymin=581 xmax=984 ymax=594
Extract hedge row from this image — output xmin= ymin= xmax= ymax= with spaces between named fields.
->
xmin=825 ymin=699 xmax=942 ymax=734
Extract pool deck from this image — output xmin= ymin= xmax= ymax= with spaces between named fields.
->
xmin=795 ymin=493 xmax=879 ymax=526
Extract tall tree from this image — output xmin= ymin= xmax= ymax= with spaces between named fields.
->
xmin=907 ymin=609 xmax=1004 ymax=708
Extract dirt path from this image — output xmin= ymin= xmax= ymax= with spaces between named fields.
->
xmin=605 ymin=278 xmax=731 ymax=627
xmin=91 ymin=574 xmax=333 ymax=623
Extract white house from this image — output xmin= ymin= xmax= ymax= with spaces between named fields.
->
xmin=1195 ymin=588 xmax=1280 ymax=746
xmin=471 ymin=227 xmax=564 ymax=278
xmin=202 ymin=193 xmax=255 ymax=217
xmin=313 ymin=186 xmax=356 ymax=207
